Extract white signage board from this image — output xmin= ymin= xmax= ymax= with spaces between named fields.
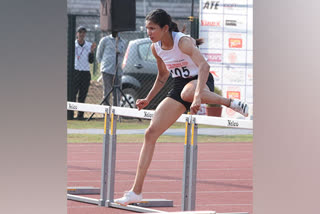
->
xmin=199 ymin=0 xmax=253 ymax=119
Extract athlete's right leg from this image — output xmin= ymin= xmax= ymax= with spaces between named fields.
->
xmin=114 ymin=97 xmax=186 ymax=205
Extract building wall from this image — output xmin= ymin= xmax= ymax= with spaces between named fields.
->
xmin=67 ymin=0 xmax=200 ymax=18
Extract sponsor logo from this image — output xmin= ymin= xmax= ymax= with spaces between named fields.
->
xmin=201 ymin=20 xmax=221 ymax=27
xmin=204 ymin=53 xmax=222 ymax=62
xmin=144 ymin=111 xmax=154 ymax=118
xmin=226 ymin=90 xmax=241 ymax=116
xmin=203 ymin=1 xmax=220 ymax=10
xmin=229 ymin=38 xmax=242 ymax=48
xmin=228 ymin=120 xmax=239 ymax=127
xmin=225 ymin=20 xmax=237 ymax=26
xmin=228 ymin=52 xmax=238 ymax=63
xmin=167 ymin=62 xmax=188 ymax=70
xmin=227 ymin=91 xmax=241 ymax=99
xmin=68 ymin=103 xmax=77 ymax=110
xmin=210 ymin=70 xmax=219 ymax=78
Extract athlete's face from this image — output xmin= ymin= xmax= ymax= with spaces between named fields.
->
xmin=145 ymin=20 xmax=168 ymax=43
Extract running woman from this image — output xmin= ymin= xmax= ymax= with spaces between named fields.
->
xmin=115 ymin=9 xmax=248 ymax=205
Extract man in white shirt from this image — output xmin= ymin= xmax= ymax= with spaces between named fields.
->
xmin=73 ymin=26 xmax=96 ymax=120
xmin=96 ymin=31 xmax=126 ymax=105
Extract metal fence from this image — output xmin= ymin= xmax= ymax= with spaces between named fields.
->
xmin=67 ymin=13 xmax=198 ymax=120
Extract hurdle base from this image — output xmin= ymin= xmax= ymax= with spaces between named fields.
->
xmin=133 ymin=199 xmax=173 ymax=207
xmin=108 ymin=202 xmax=166 ymax=213
xmin=67 ymin=194 xmax=100 ymax=205
xmin=67 ymin=186 xmax=100 ymax=195
xmin=217 ymin=213 xmax=249 ymax=214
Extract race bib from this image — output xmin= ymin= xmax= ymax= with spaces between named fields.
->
xmin=167 ymin=62 xmax=190 ymax=78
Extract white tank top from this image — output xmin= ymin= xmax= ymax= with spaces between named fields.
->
xmin=154 ymin=32 xmax=199 ymax=78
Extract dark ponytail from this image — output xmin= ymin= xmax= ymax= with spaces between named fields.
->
xmin=195 ymin=38 xmax=204 ymax=46
xmin=146 ymin=9 xmax=204 ymax=46
xmin=169 ymin=21 xmax=179 ymax=32
xmin=171 ymin=21 xmax=204 ymax=46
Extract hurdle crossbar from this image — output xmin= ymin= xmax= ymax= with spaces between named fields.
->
xmin=111 ymin=105 xmax=252 ymax=129
xmin=67 ymin=102 xmax=252 ymax=129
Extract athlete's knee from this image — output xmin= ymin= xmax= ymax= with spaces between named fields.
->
xmin=181 ymin=86 xmax=194 ymax=102
xmin=145 ymin=126 xmax=160 ymax=142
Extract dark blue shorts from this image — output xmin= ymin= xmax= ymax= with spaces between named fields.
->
xmin=167 ymin=74 xmax=215 ymax=110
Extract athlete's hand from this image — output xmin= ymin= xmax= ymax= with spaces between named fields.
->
xmin=190 ymin=95 xmax=201 ymax=115
xmin=136 ymin=99 xmax=149 ymax=110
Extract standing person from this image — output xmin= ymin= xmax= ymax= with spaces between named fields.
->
xmin=115 ymin=9 xmax=249 ymax=205
xmin=73 ymin=26 xmax=96 ymax=120
xmin=96 ymin=31 xmax=126 ymax=106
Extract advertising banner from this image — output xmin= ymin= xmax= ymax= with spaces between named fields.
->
xmin=199 ymin=0 xmax=253 ymax=119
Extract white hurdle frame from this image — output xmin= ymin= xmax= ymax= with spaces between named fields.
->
xmin=67 ymin=102 xmax=252 ymax=214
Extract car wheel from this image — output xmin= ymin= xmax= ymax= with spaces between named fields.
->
xmin=120 ymin=88 xmax=137 ymax=108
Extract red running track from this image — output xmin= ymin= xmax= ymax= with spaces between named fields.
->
xmin=67 ymin=142 xmax=253 ymax=214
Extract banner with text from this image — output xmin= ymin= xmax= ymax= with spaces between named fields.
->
xmin=199 ymin=0 xmax=253 ymax=119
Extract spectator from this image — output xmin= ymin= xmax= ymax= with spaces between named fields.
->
xmin=73 ymin=26 xmax=96 ymax=120
xmin=96 ymin=31 xmax=126 ymax=105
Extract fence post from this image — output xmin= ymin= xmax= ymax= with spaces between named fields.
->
xmin=67 ymin=14 xmax=76 ymax=120
xmin=93 ymin=27 xmax=99 ymax=76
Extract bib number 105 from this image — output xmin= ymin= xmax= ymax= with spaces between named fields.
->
xmin=170 ymin=66 xmax=190 ymax=77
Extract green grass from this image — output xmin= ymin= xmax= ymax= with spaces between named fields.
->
xmin=90 ymin=62 xmax=101 ymax=81
xmin=68 ymin=134 xmax=253 ymax=143
xmin=67 ymin=119 xmax=220 ymax=130
xmin=68 ymin=118 xmax=252 ymax=143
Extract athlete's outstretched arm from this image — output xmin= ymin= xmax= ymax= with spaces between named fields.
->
xmin=179 ymin=37 xmax=210 ymax=114
xmin=136 ymin=43 xmax=170 ymax=110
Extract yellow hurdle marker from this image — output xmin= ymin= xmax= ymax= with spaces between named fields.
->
xmin=191 ymin=121 xmax=195 ymax=146
xmin=110 ymin=112 xmax=114 ymax=135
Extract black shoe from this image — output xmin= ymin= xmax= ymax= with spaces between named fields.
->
xmin=77 ymin=116 xmax=86 ymax=120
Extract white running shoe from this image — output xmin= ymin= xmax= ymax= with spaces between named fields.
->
xmin=114 ymin=190 xmax=143 ymax=206
xmin=229 ymin=99 xmax=249 ymax=117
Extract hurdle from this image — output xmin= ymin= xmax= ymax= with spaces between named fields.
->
xmin=67 ymin=102 xmax=176 ymax=212
xmin=67 ymin=102 xmax=252 ymax=213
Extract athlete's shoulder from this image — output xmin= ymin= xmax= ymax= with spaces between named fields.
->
xmin=151 ymin=43 xmax=160 ymax=59
xmin=177 ymin=35 xmax=196 ymax=56
xmin=178 ymin=36 xmax=195 ymax=48
xmin=175 ymin=31 xmax=192 ymax=43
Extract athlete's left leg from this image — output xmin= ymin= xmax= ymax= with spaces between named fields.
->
xmin=181 ymin=80 xmax=231 ymax=106
xmin=181 ymin=80 xmax=249 ymax=117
